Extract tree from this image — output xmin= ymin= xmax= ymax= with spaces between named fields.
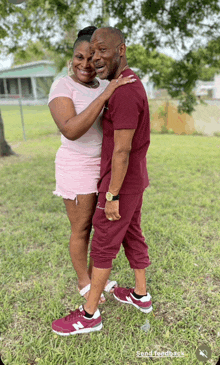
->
xmin=126 ymin=44 xmax=174 ymax=84
xmin=0 ymin=111 xmax=16 ymax=157
xmin=12 ymin=39 xmax=68 ymax=73
xmin=13 ymin=40 xmax=54 ymax=66
xmin=0 ymin=0 xmax=220 ymax=113
xmin=0 ymin=1 xmax=80 ymax=157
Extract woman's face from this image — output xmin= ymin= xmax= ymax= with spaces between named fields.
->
xmin=72 ymin=41 xmax=96 ymax=83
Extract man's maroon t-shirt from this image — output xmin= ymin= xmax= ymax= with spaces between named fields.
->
xmin=97 ymin=68 xmax=150 ymax=194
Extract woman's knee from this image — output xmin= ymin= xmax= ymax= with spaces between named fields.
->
xmin=64 ymin=194 xmax=96 ymax=223
xmin=70 ymin=222 xmax=92 ymax=238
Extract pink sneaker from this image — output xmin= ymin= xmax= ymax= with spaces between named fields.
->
xmin=113 ymin=287 xmax=152 ymax=313
xmin=52 ymin=305 xmax=102 ymax=336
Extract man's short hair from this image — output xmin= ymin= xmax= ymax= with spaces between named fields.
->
xmin=99 ymin=27 xmax=125 ymax=44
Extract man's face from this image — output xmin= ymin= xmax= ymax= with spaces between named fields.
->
xmin=91 ymin=30 xmax=122 ymax=80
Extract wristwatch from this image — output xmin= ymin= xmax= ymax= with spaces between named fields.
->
xmin=106 ymin=192 xmax=120 ymax=201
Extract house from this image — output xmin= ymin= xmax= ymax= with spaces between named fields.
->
xmin=0 ymin=60 xmax=157 ymax=104
xmin=195 ymin=75 xmax=220 ymax=99
xmin=1 ymin=59 xmax=219 ymax=105
xmin=0 ymin=60 xmax=57 ymax=105
xmin=214 ymin=74 xmax=220 ymax=99
xmin=195 ymin=80 xmax=215 ymax=98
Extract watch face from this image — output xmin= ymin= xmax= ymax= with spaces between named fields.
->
xmin=106 ymin=192 xmax=112 ymax=201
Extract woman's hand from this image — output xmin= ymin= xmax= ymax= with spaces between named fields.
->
xmin=102 ymin=74 xmax=136 ymax=101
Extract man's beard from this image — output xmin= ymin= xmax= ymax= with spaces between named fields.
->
xmin=106 ymin=56 xmax=121 ymax=81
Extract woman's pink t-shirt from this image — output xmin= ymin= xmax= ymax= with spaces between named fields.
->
xmin=48 ymin=76 xmax=109 ymax=198
xmin=48 ymin=76 xmax=109 ymax=158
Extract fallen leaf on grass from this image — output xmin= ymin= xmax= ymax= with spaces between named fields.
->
xmin=165 ymin=330 xmax=169 ymax=338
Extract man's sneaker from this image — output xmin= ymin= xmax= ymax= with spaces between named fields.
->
xmin=113 ymin=287 xmax=152 ymax=313
xmin=52 ymin=305 xmax=102 ymax=336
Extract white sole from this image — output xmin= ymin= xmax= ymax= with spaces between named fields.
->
xmin=113 ymin=294 xmax=153 ymax=314
xmin=52 ymin=322 xmax=103 ymax=336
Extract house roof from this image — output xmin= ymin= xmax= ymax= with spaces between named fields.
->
xmin=0 ymin=60 xmax=57 ymax=79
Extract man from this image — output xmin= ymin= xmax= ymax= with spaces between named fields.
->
xmin=52 ymin=27 xmax=152 ymax=335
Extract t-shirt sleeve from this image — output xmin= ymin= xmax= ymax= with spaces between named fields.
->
xmin=98 ymin=79 xmax=109 ymax=93
xmin=109 ymin=86 xmax=140 ymax=130
xmin=48 ymin=77 xmax=72 ymax=104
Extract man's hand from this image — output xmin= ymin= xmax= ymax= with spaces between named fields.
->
xmin=105 ymin=200 xmax=121 ymax=221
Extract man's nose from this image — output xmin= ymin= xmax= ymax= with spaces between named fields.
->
xmin=92 ymin=50 xmax=100 ymax=63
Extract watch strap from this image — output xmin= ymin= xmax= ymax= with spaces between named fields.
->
xmin=112 ymin=194 xmax=120 ymax=200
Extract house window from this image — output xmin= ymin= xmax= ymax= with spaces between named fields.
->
xmin=7 ymin=78 xmax=19 ymax=95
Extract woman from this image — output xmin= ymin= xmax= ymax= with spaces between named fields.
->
xmin=48 ymin=26 xmax=136 ymax=303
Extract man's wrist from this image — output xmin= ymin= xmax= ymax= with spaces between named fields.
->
xmin=106 ymin=191 xmax=120 ymax=201
xmin=108 ymin=189 xmax=119 ymax=196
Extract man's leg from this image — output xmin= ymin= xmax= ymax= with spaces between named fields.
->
xmin=87 ymin=256 xmax=94 ymax=279
xmin=113 ymin=264 xmax=152 ymax=314
xmin=84 ymin=267 xmax=112 ymax=314
xmin=113 ymin=193 xmax=152 ymax=313
xmin=122 ymin=193 xmax=151 ymax=275
xmin=134 ymin=268 xmax=147 ymax=295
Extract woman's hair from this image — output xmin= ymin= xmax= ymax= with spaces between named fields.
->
xmin=73 ymin=26 xmax=97 ymax=51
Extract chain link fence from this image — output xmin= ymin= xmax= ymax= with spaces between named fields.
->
xmin=1 ymin=96 xmax=220 ymax=137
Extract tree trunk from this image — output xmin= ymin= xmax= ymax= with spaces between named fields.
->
xmin=0 ymin=109 xmax=16 ymax=157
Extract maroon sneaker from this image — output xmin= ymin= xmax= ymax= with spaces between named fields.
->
xmin=52 ymin=305 xmax=102 ymax=336
xmin=113 ymin=287 xmax=152 ymax=313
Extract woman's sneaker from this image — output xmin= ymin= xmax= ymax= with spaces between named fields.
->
xmin=52 ymin=305 xmax=102 ymax=336
xmin=113 ymin=287 xmax=152 ymax=313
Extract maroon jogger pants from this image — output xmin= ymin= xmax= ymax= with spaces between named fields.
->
xmin=90 ymin=192 xmax=151 ymax=269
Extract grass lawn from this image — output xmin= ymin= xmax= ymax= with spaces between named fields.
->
xmin=0 ymin=108 xmax=220 ymax=364
xmin=1 ymin=105 xmax=57 ymax=142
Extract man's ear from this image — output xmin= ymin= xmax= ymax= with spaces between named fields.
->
xmin=119 ymin=43 xmax=126 ymax=56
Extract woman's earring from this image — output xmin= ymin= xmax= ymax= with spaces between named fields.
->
xmin=68 ymin=60 xmax=74 ymax=76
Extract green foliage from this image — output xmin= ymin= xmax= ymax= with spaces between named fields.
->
xmin=127 ymin=44 xmax=204 ymax=114
xmin=1 ymin=0 xmax=220 ymax=112
xmin=178 ymin=92 xmax=198 ymax=114
xmin=127 ymin=41 xmax=220 ymax=114
xmin=12 ymin=39 xmax=69 ymax=74
xmin=140 ymin=0 xmax=220 ymax=49
xmin=157 ymin=105 xmax=167 ymax=118
xmin=127 ymin=44 xmax=174 ymax=83
xmin=13 ymin=40 xmax=54 ymax=65
xmin=200 ymin=66 xmax=218 ymax=81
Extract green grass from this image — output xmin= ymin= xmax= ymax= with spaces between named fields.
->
xmin=1 ymin=105 xmax=57 ymax=142
xmin=0 ymin=111 xmax=220 ymax=364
